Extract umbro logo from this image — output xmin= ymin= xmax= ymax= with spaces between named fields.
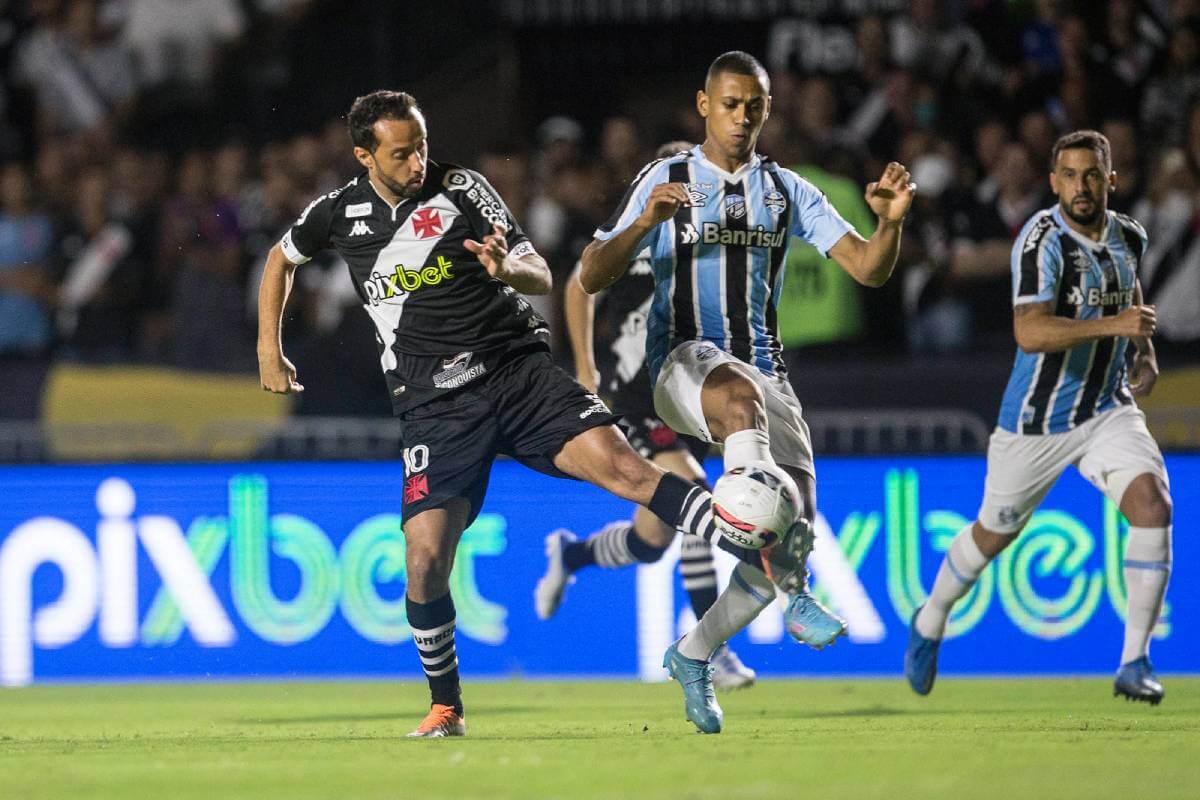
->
xmin=680 ymin=223 xmax=699 ymax=245
xmin=349 ymin=220 xmax=374 ymax=237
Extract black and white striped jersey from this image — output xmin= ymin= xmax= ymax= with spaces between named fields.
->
xmin=592 ymin=248 xmax=655 ymax=411
xmin=279 ymin=162 xmax=549 ymax=413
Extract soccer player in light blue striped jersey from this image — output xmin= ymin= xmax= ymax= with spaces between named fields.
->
xmin=581 ymin=51 xmax=915 ymax=732
xmin=905 ymin=130 xmax=1173 ymax=705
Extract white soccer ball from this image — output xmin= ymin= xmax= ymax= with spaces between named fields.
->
xmin=710 ymin=465 xmax=799 ymax=550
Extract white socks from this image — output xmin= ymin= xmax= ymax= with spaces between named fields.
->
xmin=679 ymin=562 xmax=775 ymax=660
xmin=1121 ymin=525 xmax=1172 ymax=665
xmin=915 ymin=525 xmax=992 ymax=640
xmin=723 ymin=428 xmax=774 ymax=470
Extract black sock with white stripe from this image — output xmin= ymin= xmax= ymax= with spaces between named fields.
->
xmin=407 ymin=592 xmax=462 ymax=715
xmin=562 ymin=522 xmax=669 ymax=571
xmin=648 ymin=473 xmax=764 ymax=570
xmin=680 ymin=535 xmax=720 ymax=618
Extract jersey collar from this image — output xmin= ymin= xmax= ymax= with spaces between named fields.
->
xmin=692 ymin=145 xmax=761 ymax=183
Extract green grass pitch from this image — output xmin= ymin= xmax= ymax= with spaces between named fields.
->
xmin=2 ymin=678 xmax=1197 ymax=799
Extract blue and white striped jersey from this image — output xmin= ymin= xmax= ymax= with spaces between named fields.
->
xmin=594 ymin=145 xmax=853 ymax=384
xmin=997 ymin=206 xmax=1147 ymax=435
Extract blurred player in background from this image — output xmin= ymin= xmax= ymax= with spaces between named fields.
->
xmin=581 ymin=51 xmax=916 ymax=732
xmin=905 ymin=130 xmax=1173 ymax=705
xmin=536 ymin=142 xmax=757 ymax=691
xmin=259 ymin=90 xmax=822 ymax=738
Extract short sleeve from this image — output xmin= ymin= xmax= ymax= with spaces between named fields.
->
xmin=279 ymin=190 xmax=337 ymax=265
xmin=788 ymin=172 xmax=855 ymax=257
xmin=592 ymin=159 xmax=669 ymax=251
xmin=1012 ymin=214 xmax=1062 ymax=305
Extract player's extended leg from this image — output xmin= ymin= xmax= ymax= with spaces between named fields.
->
xmin=403 ymin=499 xmax=470 ymax=738
xmin=1113 ymin=472 xmax=1173 ymax=704
xmin=906 ymin=520 xmax=1015 ymax=695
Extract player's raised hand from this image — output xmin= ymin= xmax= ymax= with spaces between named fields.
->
xmin=1129 ymin=349 xmax=1159 ymax=397
xmin=865 ymin=162 xmax=916 ymax=223
xmin=465 ymin=223 xmax=511 ymax=277
xmin=259 ymin=352 xmax=304 ymax=394
xmin=1113 ymin=304 xmax=1157 ymax=339
xmin=638 ymin=182 xmax=692 ymax=227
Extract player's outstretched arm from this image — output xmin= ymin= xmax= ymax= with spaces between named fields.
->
xmin=466 ymin=224 xmax=552 ymax=295
xmin=828 ymin=162 xmax=915 ymax=287
xmin=256 ymin=243 xmax=304 ymax=394
xmin=564 ymin=262 xmax=600 ymax=392
xmin=1013 ymin=298 xmax=1156 ymax=354
xmin=580 ymin=182 xmax=689 ymax=293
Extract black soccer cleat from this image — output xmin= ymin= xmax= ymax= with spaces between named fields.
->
xmin=1113 ymin=656 xmax=1164 ymax=705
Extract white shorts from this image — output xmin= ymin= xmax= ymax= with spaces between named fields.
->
xmin=978 ymin=405 xmax=1169 ymax=534
xmin=651 ymin=341 xmax=815 ymax=478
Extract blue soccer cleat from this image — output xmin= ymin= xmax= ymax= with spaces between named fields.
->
xmin=663 ymin=641 xmax=723 ymax=734
xmin=784 ymin=591 xmax=847 ymax=649
xmin=904 ymin=605 xmax=941 ymax=696
xmin=1113 ymin=656 xmax=1164 ymax=705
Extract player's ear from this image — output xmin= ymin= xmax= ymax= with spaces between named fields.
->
xmin=696 ymin=89 xmax=709 ymax=119
xmin=763 ymin=94 xmax=772 ymax=122
xmin=353 ymin=146 xmax=374 ymax=170
xmin=1108 ymin=170 xmax=1118 ymax=192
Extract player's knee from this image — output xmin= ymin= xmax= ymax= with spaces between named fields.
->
xmin=405 ymin=544 xmax=454 ymax=589
xmin=1119 ymin=474 xmax=1173 ymax=527
xmin=972 ymin=522 xmax=1016 ymax=558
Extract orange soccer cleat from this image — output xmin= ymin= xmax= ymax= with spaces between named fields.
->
xmin=406 ymin=704 xmax=467 ymax=738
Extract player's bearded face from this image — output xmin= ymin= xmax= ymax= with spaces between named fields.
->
xmin=364 ymin=115 xmax=429 ymax=199
xmin=699 ymin=72 xmax=770 ymax=161
xmin=1051 ymin=147 xmax=1112 ymax=227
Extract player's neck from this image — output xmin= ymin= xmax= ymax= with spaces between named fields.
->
xmin=1058 ymin=204 xmax=1106 ymax=242
xmin=367 ymin=173 xmax=403 ymax=209
xmin=700 ymin=140 xmax=753 ymax=175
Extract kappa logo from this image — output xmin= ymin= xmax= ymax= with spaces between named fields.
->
xmin=349 ymin=220 xmax=374 ymax=237
xmin=412 ymin=208 xmax=444 ymax=239
xmin=764 ymin=190 xmax=786 ymax=215
xmin=724 ymin=194 xmax=747 ymax=220
xmin=679 ymin=223 xmax=700 ymax=245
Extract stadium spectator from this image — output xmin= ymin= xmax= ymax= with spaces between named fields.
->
xmin=0 ymin=162 xmax=55 ymax=356
xmin=54 ymin=165 xmax=143 ymax=361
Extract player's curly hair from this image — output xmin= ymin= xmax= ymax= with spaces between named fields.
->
xmin=347 ymin=90 xmax=422 ymax=152
xmin=1051 ymin=130 xmax=1112 ymax=173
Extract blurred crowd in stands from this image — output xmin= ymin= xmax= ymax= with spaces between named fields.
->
xmin=1 ymin=0 xmax=1198 ymax=418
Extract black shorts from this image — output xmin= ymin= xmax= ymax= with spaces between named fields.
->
xmin=615 ymin=402 xmax=711 ymax=465
xmin=398 ymin=349 xmax=619 ymax=524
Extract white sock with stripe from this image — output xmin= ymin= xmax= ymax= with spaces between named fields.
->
xmin=678 ymin=562 xmax=775 ymax=661
xmin=915 ymin=525 xmax=992 ymax=640
xmin=1121 ymin=525 xmax=1172 ymax=665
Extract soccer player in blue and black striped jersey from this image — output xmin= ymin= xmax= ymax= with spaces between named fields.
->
xmin=581 ymin=51 xmax=916 ymax=732
xmin=906 ymin=130 xmax=1174 ymax=705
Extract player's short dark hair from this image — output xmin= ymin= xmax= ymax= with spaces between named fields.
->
xmin=705 ymin=51 xmax=769 ymax=90
xmin=655 ymin=141 xmax=693 ymax=159
xmin=1051 ymin=130 xmax=1112 ymax=173
xmin=347 ymin=91 xmax=422 ymax=152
